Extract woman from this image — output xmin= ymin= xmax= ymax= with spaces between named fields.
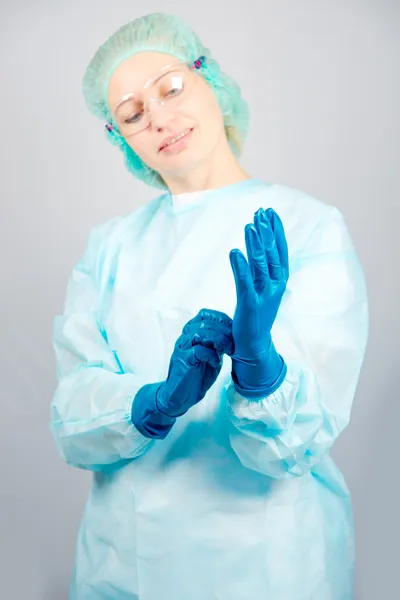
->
xmin=51 ymin=12 xmax=369 ymax=600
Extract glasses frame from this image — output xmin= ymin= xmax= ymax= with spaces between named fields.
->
xmin=105 ymin=55 xmax=207 ymax=140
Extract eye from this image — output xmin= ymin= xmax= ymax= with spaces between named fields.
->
xmin=165 ymin=87 xmax=180 ymax=97
xmin=125 ymin=111 xmax=143 ymax=124
xmin=161 ymin=87 xmax=182 ymax=100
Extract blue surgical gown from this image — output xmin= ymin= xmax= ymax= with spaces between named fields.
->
xmin=51 ymin=178 xmax=369 ymax=600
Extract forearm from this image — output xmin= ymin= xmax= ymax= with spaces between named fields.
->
xmin=226 ymin=321 xmax=367 ymax=480
xmin=225 ymin=360 xmax=332 ymax=478
xmin=50 ymin=366 xmax=154 ymax=471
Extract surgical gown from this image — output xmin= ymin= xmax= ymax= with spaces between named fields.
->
xmin=51 ymin=178 xmax=369 ymax=600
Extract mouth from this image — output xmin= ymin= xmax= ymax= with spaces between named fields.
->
xmin=159 ymin=128 xmax=194 ymax=152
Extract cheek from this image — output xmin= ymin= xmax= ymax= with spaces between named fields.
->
xmin=125 ymin=137 xmax=155 ymax=167
xmin=190 ymin=94 xmax=225 ymax=149
xmin=195 ymin=90 xmax=224 ymax=128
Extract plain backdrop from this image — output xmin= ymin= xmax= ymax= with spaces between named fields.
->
xmin=0 ymin=1 xmax=398 ymax=599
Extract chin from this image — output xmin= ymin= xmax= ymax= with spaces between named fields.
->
xmin=157 ymin=152 xmax=199 ymax=174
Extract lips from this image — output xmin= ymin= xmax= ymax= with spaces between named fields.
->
xmin=159 ymin=128 xmax=193 ymax=152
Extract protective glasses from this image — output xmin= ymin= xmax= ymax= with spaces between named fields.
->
xmin=105 ymin=56 xmax=207 ymax=139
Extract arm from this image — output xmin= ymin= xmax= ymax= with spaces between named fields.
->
xmin=50 ymin=218 xmax=155 ymax=471
xmin=225 ymin=207 xmax=369 ymax=478
xmin=51 ymin=222 xmax=234 ymax=470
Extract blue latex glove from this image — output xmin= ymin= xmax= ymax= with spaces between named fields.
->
xmin=132 ymin=309 xmax=234 ymax=439
xmin=229 ymin=207 xmax=289 ymax=398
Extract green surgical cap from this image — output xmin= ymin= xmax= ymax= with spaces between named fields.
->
xmin=82 ymin=12 xmax=250 ymax=190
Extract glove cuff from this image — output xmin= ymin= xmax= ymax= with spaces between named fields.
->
xmin=131 ymin=382 xmax=177 ymax=439
xmin=231 ymin=341 xmax=287 ymax=399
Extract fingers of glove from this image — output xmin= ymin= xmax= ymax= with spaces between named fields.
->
xmin=189 ymin=344 xmax=222 ymax=369
xmin=183 ymin=308 xmax=233 ymax=329
xmin=245 ymin=224 xmax=271 ymax=295
xmin=254 ymin=208 xmax=283 ymax=282
xmin=229 ymin=248 xmax=255 ymax=298
xmin=265 ymin=208 xmax=289 ymax=281
xmin=268 ymin=209 xmax=290 ymax=280
xmin=182 ymin=324 xmax=234 ymax=356
xmin=182 ymin=315 xmax=232 ymax=340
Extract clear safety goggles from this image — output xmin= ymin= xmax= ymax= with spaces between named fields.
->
xmin=105 ymin=56 xmax=207 ymax=139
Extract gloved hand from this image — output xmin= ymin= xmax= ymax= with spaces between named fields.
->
xmin=131 ymin=309 xmax=234 ymax=439
xmin=229 ymin=207 xmax=289 ymax=398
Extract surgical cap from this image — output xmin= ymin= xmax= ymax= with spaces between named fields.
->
xmin=81 ymin=12 xmax=250 ymax=190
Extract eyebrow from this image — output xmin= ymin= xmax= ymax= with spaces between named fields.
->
xmin=112 ymin=62 xmax=184 ymax=113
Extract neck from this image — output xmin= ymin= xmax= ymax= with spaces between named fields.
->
xmin=161 ymin=133 xmax=251 ymax=194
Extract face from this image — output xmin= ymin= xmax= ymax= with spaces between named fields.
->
xmin=107 ymin=52 xmax=228 ymax=183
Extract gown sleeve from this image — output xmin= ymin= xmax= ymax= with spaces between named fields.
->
xmin=50 ymin=218 xmax=155 ymax=471
xmin=224 ymin=206 xmax=369 ymax=479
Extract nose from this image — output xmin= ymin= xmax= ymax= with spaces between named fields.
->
xmin=146 ymin=98 xmax=175 ymax=129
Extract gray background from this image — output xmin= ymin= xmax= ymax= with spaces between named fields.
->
xmin=0 ymin=1 xmax=398 ymax=599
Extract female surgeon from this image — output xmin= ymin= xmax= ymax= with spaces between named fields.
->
xmin=50 ymin=11 xmax=369 ymax=600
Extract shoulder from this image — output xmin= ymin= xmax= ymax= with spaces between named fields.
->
xmin=231 ymin=179 xmax=336 ymax=226
xmin=249 ymin=180 xmax=345 ymax=250
xmin=258 ymin=181 xmax=336 ymax=221
xmin=83 ymin=192 xmax=167 ymax=266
